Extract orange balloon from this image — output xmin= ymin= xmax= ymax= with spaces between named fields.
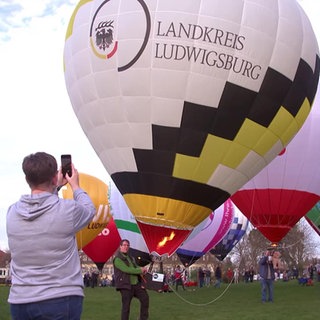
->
xmin=62 ymin=173 xmax=111 ymax=249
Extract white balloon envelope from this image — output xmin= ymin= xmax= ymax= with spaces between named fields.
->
xmin=64 ymin=0 xmax=319 ymax=256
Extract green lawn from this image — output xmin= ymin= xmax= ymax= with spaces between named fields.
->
xmin=0 ymin=280 xmax=319 ymax=319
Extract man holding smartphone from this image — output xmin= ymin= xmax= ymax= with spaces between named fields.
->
xmin=258 ymin=250 xmax=276 ymax=303
xmin=6 ymin=152 xmax=96 ymax=320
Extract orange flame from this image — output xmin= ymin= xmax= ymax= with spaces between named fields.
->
xmin=157 ymin=231 xmax=175 ymax=248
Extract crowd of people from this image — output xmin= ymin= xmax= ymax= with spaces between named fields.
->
xmin=82 ymin=251 xmax=320 ymax=319
xmin=83 ymin=270 xmax=100 ymax=288
xmin=81 ymin=259 xmax=320 ymax=291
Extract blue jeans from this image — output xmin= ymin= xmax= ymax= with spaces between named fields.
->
xmin=10 ymin=295 xmax=83 ymax=320
xmin=214 ymin=278 xmax=221 ymax=288
xmin=260 ymin=278 xmax=274 ymax=302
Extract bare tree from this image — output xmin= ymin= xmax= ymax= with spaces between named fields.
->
xmin=231 ymin=219 xmax=320 ymax=277
xmin=232 ymin=228 xmax=269 ymax=272
xmin=281 ymin=219 xmax=318 ymax=275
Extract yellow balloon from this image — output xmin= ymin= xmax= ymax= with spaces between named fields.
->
xmin=62 ymin=173 xmax=111 ymax=249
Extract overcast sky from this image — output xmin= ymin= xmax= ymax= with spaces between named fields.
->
xmin=0 ymin=0 xmax=319 ymax=250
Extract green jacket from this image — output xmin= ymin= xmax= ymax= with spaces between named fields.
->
xmin=113 ymin=251 xmax=142 ymax=290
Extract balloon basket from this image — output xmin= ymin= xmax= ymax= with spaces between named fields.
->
xmin=142 ymin=259 xmax=165 ymax=292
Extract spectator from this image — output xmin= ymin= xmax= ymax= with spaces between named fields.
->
xmin=315 ymin=261 xmax=320 ymax=282
xmin=282 ymin=270 xmax=289 ymax=282
xmin=214 ymin=265 xmax=222 ymax=288
xmin=6 ymin=152 xmax=95 ymax=319
xmin=244 ymin=268 xmax=250 ymax=283
xmin=174 ymin=265 xmax=186 ymax=291
xmin=198 ymin=267 xmax=205 ymax=288
xmin=113 ymin=239 xmax=149 ymax=320
xmin=234 ymin=268 xmax=239 ymax=284
xmin=226 ymin=268 xmax=234 ymax=283
xmin=259 ymin=250 xmax=275 ymax=303
xmin=292 ymin=266 xmax=299 ymax=279
xmin=100 ymin=277 xmax=108 ymax=287
xmin=91 ymin=270 xmax=99 ymax=288
xmin=248 ymin=266 xmax=255 ymax=282
xmin=205 ymin=268 xmax=211 ymax=287
xmin=84 ymin=272 xmax=91 ymax=287
xmin=308 ymin=264 xmax=314 ymax=280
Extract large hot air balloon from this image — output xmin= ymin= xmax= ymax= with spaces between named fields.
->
xmin=177 ymin=199 xmax=235 ymax=266
xmin=232 ymin=91 xmax=320 ymax=244
xmin=62 ymin=173 xmax=111 ymax=249
xmin=63 ymin=0 xmax=319 ymax=256
xmin=210 ymin=207 xmax=249 ymax=261
xmin=82 ymin=217 xmax=121 ymax=271
xmin=305 ymin=201 xmax=320 ymax=237
xmin=110 ymin=181 xmax=152 ymax=265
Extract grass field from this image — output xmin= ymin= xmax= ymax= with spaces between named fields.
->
xmin=0 ymin=280 xmax=319 ymax=319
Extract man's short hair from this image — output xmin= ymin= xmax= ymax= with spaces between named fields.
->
xmin=23 ymin=152 xmax=57 ymax=187
xmin=120 ymin=239 xmax=130 ymax=246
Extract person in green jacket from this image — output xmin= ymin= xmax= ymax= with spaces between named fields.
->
xmin=113 ymin=239 xmax=149 ymax=320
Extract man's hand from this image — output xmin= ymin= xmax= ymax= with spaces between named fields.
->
xmin=141 ymin=267 xmax=148 ymax=274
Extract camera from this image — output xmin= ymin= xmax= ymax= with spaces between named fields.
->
xmin=61 ymin=154 xmax=72 ymax=177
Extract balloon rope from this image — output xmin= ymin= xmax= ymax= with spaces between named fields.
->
xmin=166 ymin=256 xmax=244 ymax=306
xmin=168 ymin=280 xmax=234 ymax=306
xmin=249 ymin=188 xmax=256 ymax=224
xmin=279 ymin=238 xmax=302 ymax=250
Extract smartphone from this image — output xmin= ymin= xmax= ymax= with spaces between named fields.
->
xmin=61 ymin=154 xmax=72 ymax=177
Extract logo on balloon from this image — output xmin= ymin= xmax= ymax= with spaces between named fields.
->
xmin=90 ymin=19 xmax=117 ymax=59
xmin=88 ymin=0 xmax=263 ymax=80
xmin=89 ymin=0 xmax=151 ymax=72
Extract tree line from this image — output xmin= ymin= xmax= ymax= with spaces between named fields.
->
xmin=227 ymin=219 xmax=320 ymax=277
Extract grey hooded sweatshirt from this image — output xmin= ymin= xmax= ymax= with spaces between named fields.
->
xmin=6 ymin=188 xmax=95 ymax=304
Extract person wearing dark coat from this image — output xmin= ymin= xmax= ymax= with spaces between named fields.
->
xmin=113 ymin=239 xmax=149 ymax=320
xmin=214 ymin=265 xmax=222 ymax=288
xmin=259 ymin=251 xmax=275 ymax=303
